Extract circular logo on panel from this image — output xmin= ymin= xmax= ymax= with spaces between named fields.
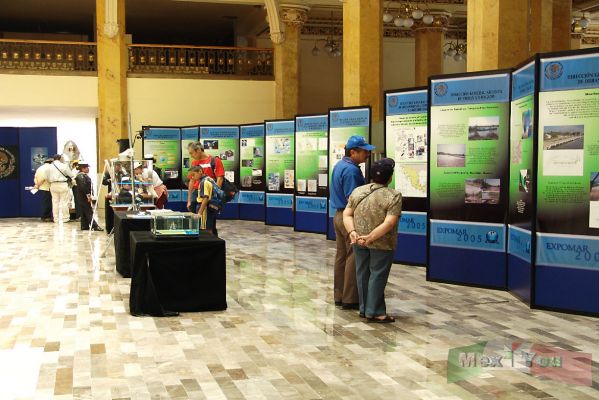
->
xmin=485 ymin=230 xmax=499 ymax=244
xmin=332 ymin=113 xmax=339 ymax=122
xmin=0 ymin=147 xmax=17 ymax=179
xmin=388 ymin=96 xmax=398 ymax=108
xmin=201 ymin=128 xmax=208 ymax=135
xmin=544 ymin=62 xmax=563 ymax=80
xmin=267 ymin=123 xmax=273 ymax=132
xmin=434 ymin=82 xmax=448 ymax=97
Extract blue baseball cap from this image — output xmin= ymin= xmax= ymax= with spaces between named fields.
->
xmin=346 ymin=135 xmax=375 ymax=151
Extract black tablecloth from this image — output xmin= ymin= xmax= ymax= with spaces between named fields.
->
xmin=129 ymin=231 xmax=227 ymax=317
xmin=114 ymin=211 xmax=152 ymax=277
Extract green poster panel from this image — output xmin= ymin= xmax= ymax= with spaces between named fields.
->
xmin=265 ymin=120 xmax=295 ymax=195
xmin=142 ymin=127 xmax=181 ymax=189
xmin=240 ymin=125 xmax=265 ymax=191
xmin=295 ymin=115 xmax=328 ymax=198
xmin=199 ymin=125 xmax=240 ymax=186
xmin=181 ymin=126 xmax=199 ymax=189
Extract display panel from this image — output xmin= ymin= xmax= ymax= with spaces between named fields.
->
xmin=265 ymin=120 xmax=295 ymax=226
xmin=428 ymin=72 xmax=511 ymax=288
xmin=239 ymin=124 xmax=266 ymax=221
xmin=508 ymin=60 xmax=536 ymax=302
xmin=199 ymin=125 xmax=240 ymax=219
xmin=327 ymin=107 xmax=371 ymax=240
xmin=142 ymin=127 xmax=181 ymax=189
xmin=385 ymin=89 xmax=428 ymax=264
xmin=535 ymin=50 xmax=599 ymax=315
xmin=295 ymin=115 xmax=328 ymax=233
xmin=181 ymin=126 xmax=199 ymax=188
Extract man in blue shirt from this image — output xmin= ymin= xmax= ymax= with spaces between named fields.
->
xmin=330 ymin=135 xmax=375 ymax=309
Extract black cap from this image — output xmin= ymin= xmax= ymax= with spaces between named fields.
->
xmin=370 ymin=158 xmax=395 ymax=183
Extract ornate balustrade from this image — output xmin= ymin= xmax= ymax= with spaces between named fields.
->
xmin=0 ymin=39 xmax=97 ymax=72
xmin=127 ymin=44 xmax=274 ymax=78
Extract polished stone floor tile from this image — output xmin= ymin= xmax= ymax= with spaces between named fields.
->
xmin=0 ymin=218 xmax=598 ymax=399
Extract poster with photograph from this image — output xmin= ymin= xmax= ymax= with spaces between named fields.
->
xmin=429 ymin=74 xmax=510 ymax=223
xmin=181 ymin=127 xmax=199 ymax=188
xmin=295 ymin=115 xmax=328 ymax=198
xmin=536 ymin=53 xmax=599 ymax=239
xmin=143 ymin=127 xmax=181 ymax=188
xmin=265 ymin=120 xmax=295 ymax=194
xmin=240 ymin=124 xmax=265 ymax=192
xmin=385 ymin=89 xmax=428 ymax=199
xmin=509 ymin=60 xmax=536 ymax=232
xmin=200 ymin=126 xmax=240 ymax=187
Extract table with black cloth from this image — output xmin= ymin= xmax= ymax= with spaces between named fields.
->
xmin=129 ymin=231 xmax=227 ymax=317
xmin=113 ymin=211 xmax=152 ymax=277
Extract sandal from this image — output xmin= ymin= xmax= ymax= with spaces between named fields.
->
xmin=366 ymin=315 xmax=395 ymax=323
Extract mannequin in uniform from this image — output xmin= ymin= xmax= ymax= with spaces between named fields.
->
xmin=75 ymin=162 xmax=103 ymax=231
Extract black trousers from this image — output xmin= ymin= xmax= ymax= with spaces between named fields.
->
xmin=72 ymin=187 xmax=80 ymax=219
xmin=105 ymin=196 xmax=114 ymax=233
xmin=40 ymin=190 xmax=53 ymax=219
xmin=80 ymin=198 xmax=99 ymax=230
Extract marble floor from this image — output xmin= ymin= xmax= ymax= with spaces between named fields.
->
xmin=0 ymin=217 xmax=598 ymax=400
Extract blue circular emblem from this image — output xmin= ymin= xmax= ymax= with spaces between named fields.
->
xmin=267 ymin=124 xmax=273 ymax=131
xmin=388 ymin=96 xmax=398 ymax=108
xmin=332 ymin=113 xmax=339 ymax=122
xmin=486 ymin=230 xmax=499 ymax=243
xmin=544 ymin=62 xmax=563 ymax=80
xmin=434 ymin=82 xmax=448 ymax=97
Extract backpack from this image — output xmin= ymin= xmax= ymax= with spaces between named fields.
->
xmin=209 ymin=156 xmax=239 ymax=203
xmin=203 ymin=176 xmax=225 ymax=213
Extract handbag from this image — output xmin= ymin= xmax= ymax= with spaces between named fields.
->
xmin=53 ymin=162 xmax=74 ymax=188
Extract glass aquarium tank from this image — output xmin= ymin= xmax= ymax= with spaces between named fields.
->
xmin=151 ymin=212 xmax=201 ymax=238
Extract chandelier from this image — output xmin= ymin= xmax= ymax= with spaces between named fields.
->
xmin=571 ymin=12 xmax=592 ymax=33
xmin=383 ymin=1 xmax=434 ymax=28
xmin=311 ymin=13 xmax=342 ymax=57
xmin=443 ymin=40 xmax=467 ymax=61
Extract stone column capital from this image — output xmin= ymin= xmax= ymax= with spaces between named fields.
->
xmin=280 ymin=4 xmax=310 ymax=27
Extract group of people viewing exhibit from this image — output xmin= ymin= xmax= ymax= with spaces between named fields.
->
xmin=29 ymin=134 xmax=403 ymax=323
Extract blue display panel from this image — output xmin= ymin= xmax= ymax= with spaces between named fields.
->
xmin=507 ymin=60 xmax=536 ymax=303
xmin=428 ymin=72 xmax=511 ymax=289
xmin=295 ymin=115 xmax=328 ymax=234
xmin=385 ymin=89 xmax=428 ymax=265
xmin=327 ymin=107 xmax=370 ymax=240
xmin=18 ymin=128 xmax=57 ymax=217
xmin=265 ymin=120 xmax=295 ymax=226
xmin=239 ymin=124 xmax=265 ymax=221
xmin=0 ymin=128 xmax=20 ymax=217
xmin=535 ymin=49 xmax=599 ymax=315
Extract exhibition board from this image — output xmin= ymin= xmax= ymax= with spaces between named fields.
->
xmin=508 ymin=59 xmax=537 ymax=303
xmin=385 ymin=88 xmax=428 ymax=265
xmin=327 ymin=107 xmax=371 ymax=240
xmin=294 ymin=114 xmax=328 ymax=233
xmin=428 ymin=71 xmax=511 ymax=288
xmin=265 ymin=119 xmax=295 ymax=226
xmin=534 ymin=48 xmax=599 ymax=316
xmin=0 ymin=127 xmax=57 ymax=218
xmin=239 ymin=124 xmax=266 ymax=221
xmin=142 ymin=127 xmax=181 ymax=190
xmin=199 ymin=125 xmax=240 ymax=219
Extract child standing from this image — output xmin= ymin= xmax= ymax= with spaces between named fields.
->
xmin=188 ymin=166 xmax=218 ymax=235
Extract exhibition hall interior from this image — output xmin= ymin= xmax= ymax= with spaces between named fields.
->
xmin=2 ymin=0 xmax=599 ymax=398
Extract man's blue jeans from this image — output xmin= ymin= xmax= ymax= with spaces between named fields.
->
xmin=353 ymin=245 xmax=394 ymax=317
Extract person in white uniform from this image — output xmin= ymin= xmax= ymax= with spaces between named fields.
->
xmin=46 ymin=154 xmax=74 ymax=223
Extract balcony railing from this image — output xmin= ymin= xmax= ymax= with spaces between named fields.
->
xmin=0 ymin=39 xmax=97 ymax=72
xmin=127 ymin=44 xmax=274 ymax=78
xmin=0 ymin=40 xmax=274 ymax=79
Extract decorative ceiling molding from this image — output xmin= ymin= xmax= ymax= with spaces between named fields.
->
xmin=264 ymin=0 xmax=285 ymax=44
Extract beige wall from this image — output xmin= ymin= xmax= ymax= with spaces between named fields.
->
xmin=127 ymin=77 xmax=275 ymax=135
xmin=0 ymin=74 xmax=98 ymax=109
